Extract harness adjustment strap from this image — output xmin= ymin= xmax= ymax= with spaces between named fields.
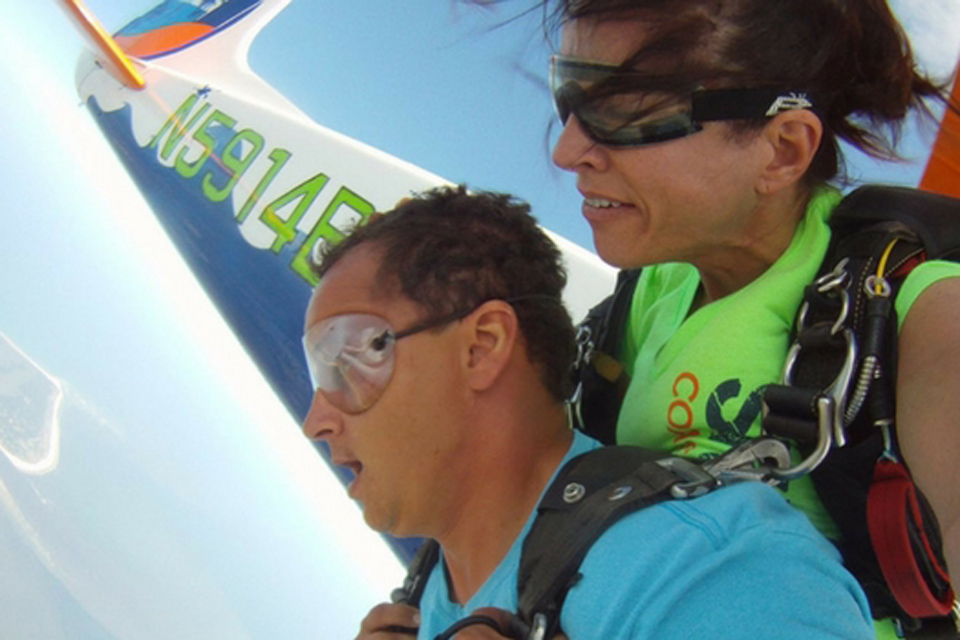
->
xmin=392 ymin=539 xmax=440 ymax=608
xmin=762 ymin=385 xmax=822 ymax=443
xmin=868 ymin=459 xmax=956 ymax=619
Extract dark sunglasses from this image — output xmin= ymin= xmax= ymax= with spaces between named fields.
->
xmin=550 ymin=55 xmax=816 ymax=147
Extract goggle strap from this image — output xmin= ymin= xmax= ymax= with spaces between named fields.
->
xmin=392 ymin=294 xmax=563 ymax=341
xmin=692 ymin=88 xmax=818 ymax=122
xmin=391 ymin=307 xmax=478 ymax=342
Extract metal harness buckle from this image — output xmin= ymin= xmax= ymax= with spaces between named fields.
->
xmin=773 ymin=258 xmax=859 ymax=479
xmin=703 ymin=438 xmax=793 ymax=485
xmin=658 ymin=437 xmax=793 ymax=498
xmin=567 ymin=324 xmax=595 ymax=428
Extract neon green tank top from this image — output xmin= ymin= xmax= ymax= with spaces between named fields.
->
xmin=616 ymin=186 xmax=960 ymax=536
xmin=616 ymin=188 xmax=841 ymax=536
xmin=615 ymin=186 xmax=960 ymax=640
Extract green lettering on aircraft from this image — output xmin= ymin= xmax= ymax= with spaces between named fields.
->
xmin=149 ymin=93 xmax=196 ymax=151
xmin=260 ymin=172 xmax=330 ymax=253
xmin=291 ymin=187 xmax=375 ymax=285
xmin=236 ymin=148 xmax=292 ymax=223
xmin=148 ymin=92 xmax=379 ymax=285
xmin=175 ymin=109 xmax=237 ymax=179
xmin=150 ymin=94 xmax=210 ymax=163
xmin=202 ymin=129 xmax=264 ymax=202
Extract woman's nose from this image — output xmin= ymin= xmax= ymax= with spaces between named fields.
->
xmin=552 ymin=116 xmax=605 ymax=172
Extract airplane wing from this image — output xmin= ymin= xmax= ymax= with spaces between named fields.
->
xmin=64 ymin=0 xmax=617 ymax=564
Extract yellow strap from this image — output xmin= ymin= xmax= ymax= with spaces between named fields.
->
xmin=874 ymin=238 xmax=900 ymax=295
xmin=591 ymin=352 xmax=624 ymax=383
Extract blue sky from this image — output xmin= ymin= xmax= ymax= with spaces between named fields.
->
xmin=0 ymin=0 xmax=957 ymax=637
xmin=0 ymin=2 xmax=404 ymax=637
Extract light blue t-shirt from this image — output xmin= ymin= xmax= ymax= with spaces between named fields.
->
xmin=418 ymin=431 xmax=873 ymax=640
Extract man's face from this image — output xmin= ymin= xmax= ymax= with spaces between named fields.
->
xmin=301 ymin=244 xmax=469 ymax=537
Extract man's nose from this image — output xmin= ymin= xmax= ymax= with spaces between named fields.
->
xmin=302 ymin=389 xmax=344 ymax=441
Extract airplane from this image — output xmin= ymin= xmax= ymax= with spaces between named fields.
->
xmin=62 ymin=0 xmax=618 ymax=559
xmin=1 ymin=0 xmax=956 ymax=636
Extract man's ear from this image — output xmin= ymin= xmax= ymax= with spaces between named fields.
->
xmin=756 ymin=110 xmax=823 ymax=195
xmin=461 ymin=300 xmax=519 ymax=392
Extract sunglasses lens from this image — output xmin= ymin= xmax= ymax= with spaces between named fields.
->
xmin=303 ymin=314 xmax=396 ymax=414
xmin=550 ymin=55 xmax=700 ymax=147
xmin=549 ymin=56 xmax=578 ymax=125
xmin=554 ymin=88 xmax=571 ymax=125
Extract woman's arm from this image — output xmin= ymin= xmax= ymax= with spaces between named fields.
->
xmin=895 ymin=276 xmax=960 ymax=579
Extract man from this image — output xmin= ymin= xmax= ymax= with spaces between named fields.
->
xmin=301 ymin=186 xmax=873 ymax=639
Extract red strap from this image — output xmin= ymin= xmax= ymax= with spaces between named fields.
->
xmin=888 ymin=251 xmax=927 ymax=280
xmin=867 ymin=459 xmax=955 ymax=618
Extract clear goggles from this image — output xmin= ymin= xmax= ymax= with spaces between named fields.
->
xmin=549 ymin=55 xmax=816 ymax=147
xmin=302 ymin=308 xmax=474 ymax=415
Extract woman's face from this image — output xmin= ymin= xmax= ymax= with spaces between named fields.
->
xmin=553 ymin=18 xmax=773 ymax=271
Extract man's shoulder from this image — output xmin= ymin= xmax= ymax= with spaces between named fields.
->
xmin=553 ymin=442 xmax=832 ymax=557
xmin=601 ymin=480 xmax=833 ymax=557
xmin=561 ymin=481 xmax=871 ymax=639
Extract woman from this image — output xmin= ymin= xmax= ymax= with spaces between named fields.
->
xmin=357 ymin=1 xmax=959 ymax=637
xmin=546 ymin=0 xmax=959 ymax=638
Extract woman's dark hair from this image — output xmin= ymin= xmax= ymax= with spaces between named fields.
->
xmin=315 ymin=185 xmax=577 ymax=402
xmin=532 ymin=0 xmax=956 ymax=186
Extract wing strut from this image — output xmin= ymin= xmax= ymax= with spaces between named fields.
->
xmin=59 ymin=0 xmax=146 ymax=90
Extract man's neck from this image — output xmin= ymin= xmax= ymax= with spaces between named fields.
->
xmin=437 ymin=407 xmax=574 ymax=604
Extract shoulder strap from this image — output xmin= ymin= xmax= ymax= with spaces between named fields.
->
xmin=763 ymin=185 xmax=960 ymax=460
xmin=830 ymin=186 xmax=960 ymax=263
xmin=514 ymin=446 xmax=720 ymax=639
xmin=391 ymin=448 xmax=700 ymax=639
xmin=396 ymin=443 xmax=787 ymax=640
xmin=391 ymin=538 xmax=441 ymax=608
xmin=570 ymin=268 xmax=641 ymax=444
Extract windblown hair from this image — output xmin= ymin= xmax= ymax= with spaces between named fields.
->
xmin=533 ymin=0 xmax=955 ymax=186
xmin=315 ymin=185 xmax=577 ymax=402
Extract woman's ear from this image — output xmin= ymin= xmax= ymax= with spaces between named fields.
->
xmin=461 ymin=300 xmax=519 ymax=392
xmin=756 ymin=110 xmax=823 ymax=194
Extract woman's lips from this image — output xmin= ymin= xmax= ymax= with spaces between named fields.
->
xmin=582 ymin=196 xmax=633 ymax=223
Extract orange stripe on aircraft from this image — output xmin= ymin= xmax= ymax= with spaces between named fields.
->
xmin=115 ymin=23 xmax=216 ymax=58
xmin=920 ymin=61 xmax=960 ymax=199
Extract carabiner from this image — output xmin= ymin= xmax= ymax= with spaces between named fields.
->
xmin=774 ymin=327 xmax=858 ymax=480
xmin=795 ymin=258 xmax=852 ymax=337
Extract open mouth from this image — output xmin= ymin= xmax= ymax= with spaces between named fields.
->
xmin=333 ymin=457 xmax=363 ymax=477
xmin=584 ymin=196 xmax=628 ymax=209
xmin=335 ymin=459 xmax=364 ymax=497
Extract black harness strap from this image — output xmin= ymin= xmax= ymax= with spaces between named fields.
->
xmin=571 ymin=269 xmax=641 ymax=445
xmin=515 ymin=446 xmax=688 ymax=638
xmin=392 ymin=537 xmax=440 ymax=608
xmin=762 ymin=186 xmax=960 ymax=636
xmin=397 ymin=446 xmax=747 ymax=640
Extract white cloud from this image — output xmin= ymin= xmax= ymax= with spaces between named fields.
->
xmin=890 ymin=0 xmax=960 ymax=80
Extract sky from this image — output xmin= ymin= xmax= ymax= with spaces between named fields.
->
xmin=0 ymin=0 xmax=957 ymax=638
